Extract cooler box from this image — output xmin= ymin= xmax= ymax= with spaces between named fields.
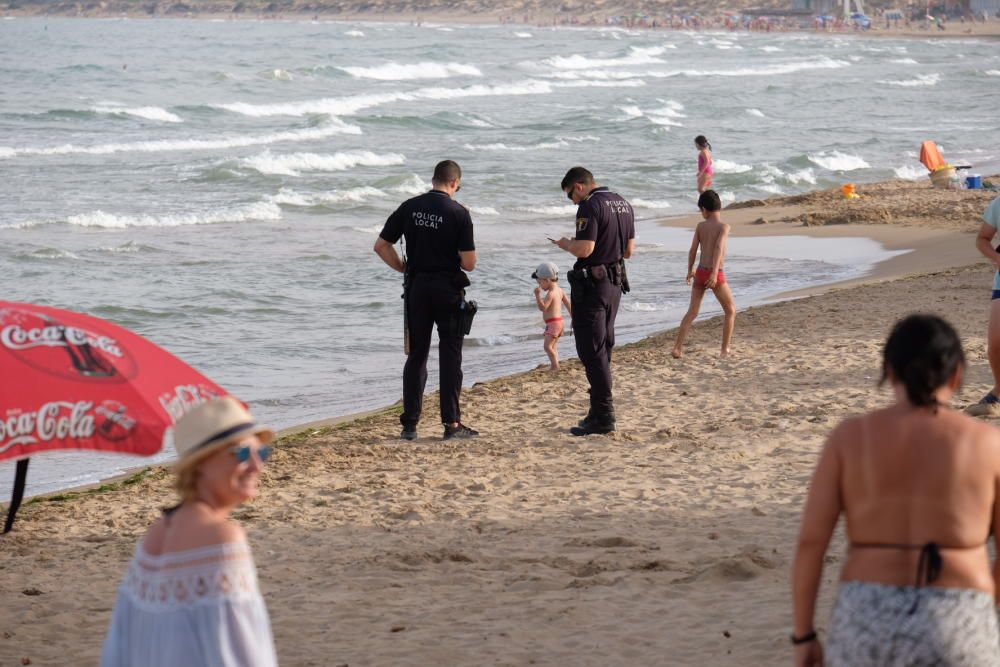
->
xmin=967 ymin=174 xmax=983 ymax=189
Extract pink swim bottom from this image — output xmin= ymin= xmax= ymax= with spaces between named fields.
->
xmin=544 ymin=317 xmax=564 ymax=338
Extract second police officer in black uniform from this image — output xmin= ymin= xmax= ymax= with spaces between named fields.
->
xmin=554 ymin=167 xmax=635 ymax=436
xmin=374 ymin=160 xmax=479 ymax=441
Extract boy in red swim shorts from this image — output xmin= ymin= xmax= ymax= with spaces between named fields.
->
xmin=533 ymin=261 xmax=572 ymax=371
xmin=672 ymin=190 xmax=737 ymax=358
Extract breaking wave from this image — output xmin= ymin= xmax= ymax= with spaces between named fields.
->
xmin=878 ymin=73 xmax=940 ymax=87
xmin=216 ymin=80 xmax=554 ymax=118
xmin=93 ymin=105 xmax=182 ymax=123
xmin=241 ymin=151 xmax=405 ymax=176
xmin=808 ymin=151 xmax=870 ymax=171
xmin=0 ymin=121 xmax=361 ymax=158
xmin=20 ymin=202 xmax=282 ymax=229
xmin=339 ymin=62 xmax=482 ymax=80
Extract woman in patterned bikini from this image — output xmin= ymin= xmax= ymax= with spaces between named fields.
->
xmin=791 ymin=314 xmax=1000 ymax=667
xmin=101 ymin=396 xmax=278 ymax=667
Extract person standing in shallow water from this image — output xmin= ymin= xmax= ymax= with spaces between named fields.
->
xmin=695 ymin=135 xmax=714 ymax=194
xmin=374 ymin=160 xmax=479 ymax=441
xmin=791 ymin=314 xmax=1000 ymax=667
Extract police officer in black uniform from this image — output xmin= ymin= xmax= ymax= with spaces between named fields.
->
xmin=374 ymin=160 xmax=479 ymax=441
xmin=554 ymin=167 xmax=635 ymax=436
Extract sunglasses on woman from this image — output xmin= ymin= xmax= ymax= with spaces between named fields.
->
xmin=230 ymin=444 xmax=272 ymax=464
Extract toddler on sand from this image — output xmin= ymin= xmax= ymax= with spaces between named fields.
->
xmin=532 ymin=261 xmax=571 ymax=371
xmin=672 ymin=190 xmax=736 ymax=358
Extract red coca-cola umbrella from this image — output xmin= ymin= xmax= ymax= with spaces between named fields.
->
xmin=0 ymin=301 xmax=229 ymax=532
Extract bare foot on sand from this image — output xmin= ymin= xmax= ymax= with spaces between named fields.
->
xmin=671 ymin=347 xmax=683 ymax=359
xmin=721 ymin=348 xmax=732 ymax=358
xmin=549 ymin=364 xmax=559 ymax=372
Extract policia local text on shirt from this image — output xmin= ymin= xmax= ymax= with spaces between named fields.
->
xmin=553 ymin=166 xmax=636 ymax=436
xmin=374 ymin=160 xmax=479 ymax=442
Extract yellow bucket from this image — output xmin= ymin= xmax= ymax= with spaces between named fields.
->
xmin=842 ymin=183 xmax=856 ymax=198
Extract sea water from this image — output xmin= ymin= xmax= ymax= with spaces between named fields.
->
xmin=1 ymin=18 xmax=997 ymax=496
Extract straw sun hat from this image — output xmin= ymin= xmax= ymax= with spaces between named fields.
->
xmin=171 ymin=396 xmax=275 ymax=472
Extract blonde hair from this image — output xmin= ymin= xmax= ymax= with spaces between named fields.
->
xmin=175 ymin=465 xmax=201 ymax=503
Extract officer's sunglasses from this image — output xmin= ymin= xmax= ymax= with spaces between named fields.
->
xmin=565 ymin=189 xmax=575 ymax=202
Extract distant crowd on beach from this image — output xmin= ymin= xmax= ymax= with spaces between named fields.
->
xmin=498 ymin=6 xmax=1000 ymax=33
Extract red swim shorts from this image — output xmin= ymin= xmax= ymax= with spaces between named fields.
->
xmin=544 ymin=317 xmax=564 ymax=338
xmin=694 ymin=266 xmax=726 ymax=289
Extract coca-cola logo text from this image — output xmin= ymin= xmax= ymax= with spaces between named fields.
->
xmin=160 ymin=384 xmax=220 ymax=422
xmin=0 ymin=401 xmax=97 ymax=453
xmin=1 ymin=324 xmax=123 ymax=358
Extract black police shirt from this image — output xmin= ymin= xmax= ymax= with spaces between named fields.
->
xmin=379 ymin=190 xmax=475 ymax=272
xmin=573 ymin=186 xmax=635 ymax=269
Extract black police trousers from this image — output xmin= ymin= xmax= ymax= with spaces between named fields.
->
xmin=402 ymin=273 xmax=465 ymax=428
xmin=570 ymin=274 xmax=622 ymax=416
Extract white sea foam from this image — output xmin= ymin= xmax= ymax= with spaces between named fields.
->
xmin=757 ymin=184 xmax=785 ymax=195
xmin=514 ymin=32 xmax=532 ymax=38
xmin=787 ymin=168 xmax=817 ymax=185
xmin=263 ymin=68 xmax=295 ymax=80
xmin=985 ymin=70 xmax=1000 ymax=76
xmin=894 ymin=164 xmax=927 ymax=180
xmin=269 ymin=186 xmax=388 ymax=206
xmin=93 ymin=106 xmax=183 ymax=123
xmin=631 ymin=198 xmax=672 ymax=209
xmin=808 ymin=151 xmax=870 ymax=171
xmin=242 ymin=151 xmax=405 ymax=176
xmin=760 ymin=45 xmax=784 ymax=52
xmin=351 ymin=223 xmax=384 ymax=235
xmin=470 ymin=206 xmax=499 ymax=216
xmin=345 ymin=29 xmax=364 ymax=37
xmin=746 ymin=108 xmax=766 ymax=118
xmin=216 ymin=81 xmax=554 ymax=118
xmin=878 ymin=73 xmax=940 ymax=87
xmin=463 ymin=140 xmax=569 ymax=152
xmin=540 ymin=47 xmax=666 ymax=70
xmin=664 ymin=57 xmax=850 ymax=78
xmin=0 ymin=121 xmax=360 ymax=158
xmin=515 ymin=204 xmax=578 ymax=216
xmin=545 ymin=70 xmax=642 ymax=81
xmin=554 ymin=79 xmax=646 ymax=89
xmin=618 ymin=100 xmax=684 ymax=127
xmin=891 ymin=58 xmax=919 ymax=65
xmin=390 ymin=174 xmax=430 ymax=196
xmin=27 ymin=202 xmax=283 ymax=229
xmin=714 ymin=159 xmax=752 ymax=174
xmin=339 ymin=62 xmax=482 ymax=81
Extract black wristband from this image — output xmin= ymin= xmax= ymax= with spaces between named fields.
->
xmin=790 ymin=630 xmax=817 ymax=645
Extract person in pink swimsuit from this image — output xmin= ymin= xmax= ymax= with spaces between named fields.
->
xmin=532 ymin=261 xmax=572 ymax=371
xmin=696 ymin=135 xmax=714 ymax=194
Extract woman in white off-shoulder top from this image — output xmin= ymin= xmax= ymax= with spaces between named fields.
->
xmin=102 ymin=396 xmax=278 ymax=667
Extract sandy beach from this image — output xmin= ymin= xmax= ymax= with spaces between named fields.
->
xmin=1 ymin=177 xmax=998 ymax=666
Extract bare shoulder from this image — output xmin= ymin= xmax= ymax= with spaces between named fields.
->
xmin=955 ymin=410 xmax=1000 ymax=451
xmin=827 ymin=413 xmax=865 ymax=451
xmin=140 ymin=514 xmax=169 ymax=555
xmin=202 ymin=519 xmax=248 ymax=545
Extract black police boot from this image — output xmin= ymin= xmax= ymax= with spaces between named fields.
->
xmin=400 ymin=422 xmax=418 ymax=441
xmin=443 ymin=423 xmax=479 ymax=440
xmin=570 ymin=412 xmax=616 ymax=436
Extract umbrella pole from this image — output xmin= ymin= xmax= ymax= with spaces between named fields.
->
xmin=3 ymin=458 xmax=29 ymax=534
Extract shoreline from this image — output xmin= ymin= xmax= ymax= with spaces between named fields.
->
xmin=3 ymin=12 xmax=1000 ymax=41
xmin=10 ymin=177 xmax=991 ymax=504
